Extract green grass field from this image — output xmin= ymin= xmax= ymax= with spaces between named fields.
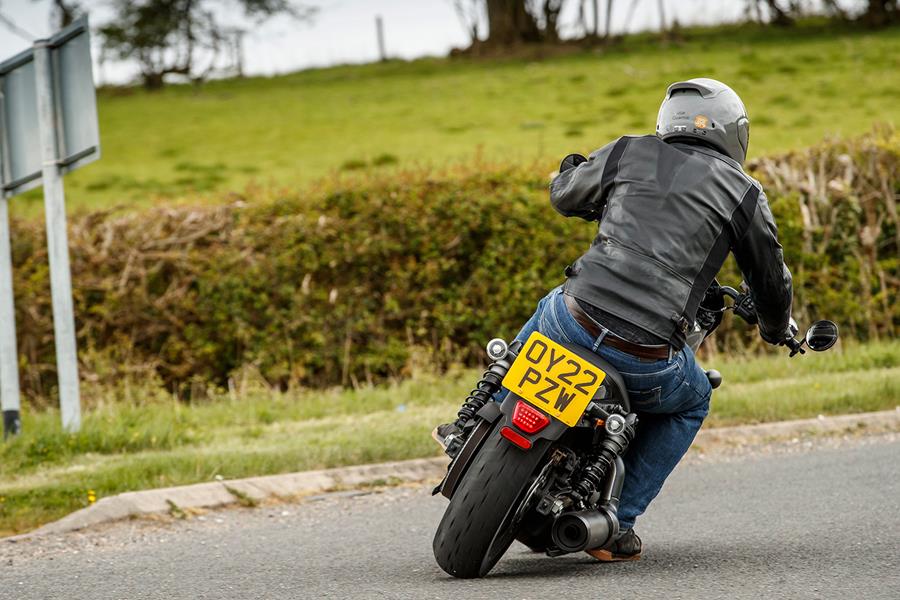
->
xmin=9 ymin=22 xmax=900 ymax=216
xmin=0 ymin=340 xmax=897 ymax=535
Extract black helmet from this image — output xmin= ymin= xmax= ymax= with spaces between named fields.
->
xmin=656 ymin=78 xmax=750 ymax=165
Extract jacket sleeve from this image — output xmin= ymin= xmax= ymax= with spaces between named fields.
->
xmin=549 ymin=138 xmax=625 ymax=220
xmin=731 ymin=187 xmax=794 ymax=344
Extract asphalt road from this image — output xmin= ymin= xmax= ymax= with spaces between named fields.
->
xmin=2 ymin=434 xmax=899 ymax=600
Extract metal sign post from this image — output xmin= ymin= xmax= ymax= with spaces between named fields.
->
xmin=34 ymin=41 xmax=80 ymax=433
xmin=0 ymin=17 xmax=100 ymax=435
xmin=0 ymin=196 xmax=20 ymax=438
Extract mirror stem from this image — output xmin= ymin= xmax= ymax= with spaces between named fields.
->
xmin=787 ymin=337 xmax=806 ymax=357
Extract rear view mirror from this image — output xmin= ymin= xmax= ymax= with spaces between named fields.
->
xmin=805 ymin=320 xmax=839 ymax=352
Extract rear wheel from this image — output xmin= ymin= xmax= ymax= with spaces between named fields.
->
xmin=432 ymin=427 xmax=550 ymax=578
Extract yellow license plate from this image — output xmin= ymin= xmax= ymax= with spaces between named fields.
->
xmin=502 ymin=332 xmax=606 ymax=427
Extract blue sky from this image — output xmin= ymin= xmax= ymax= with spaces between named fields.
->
xmin=0 ymin=0 xmax=852 ymax=84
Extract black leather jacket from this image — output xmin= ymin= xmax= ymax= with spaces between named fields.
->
xmin=551 ymin=135 xmax=793 ymax=348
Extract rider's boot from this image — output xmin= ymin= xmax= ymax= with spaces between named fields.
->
xmin=586 ymin=528 xmax=642 ymax=562
xmin=431 ymin=422 xmax=461 ymax=451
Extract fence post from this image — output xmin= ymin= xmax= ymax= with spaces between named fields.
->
xmin=376 ymin=16 xmax=387 ymax=62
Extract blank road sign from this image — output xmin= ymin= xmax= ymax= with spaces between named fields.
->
xmin=0 ymin=17 xmax=99 ymax=198
xmin=0 ymin=50 xmax=40 ymax=196
xmin=53 ymin=20 xmax=101 ymax=175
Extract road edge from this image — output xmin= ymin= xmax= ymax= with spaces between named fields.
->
xmin=8 ymin=408 xmax=899 ymax=541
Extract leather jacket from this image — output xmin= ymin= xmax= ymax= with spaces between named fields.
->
xmin=550 ymin=135 xmax=793 ymax=348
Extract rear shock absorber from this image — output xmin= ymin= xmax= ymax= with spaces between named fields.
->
xmin=454 ymin=338 xmax=522 ymax=428
xmin=572 ymin=414 xmax=636 ymax=503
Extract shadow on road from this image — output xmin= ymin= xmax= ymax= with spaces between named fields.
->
xmin=428 ymin=537 xmax=809 ymax=582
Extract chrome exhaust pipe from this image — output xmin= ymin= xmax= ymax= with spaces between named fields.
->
xmin=550 ymin=508 xmax=619 ymax=553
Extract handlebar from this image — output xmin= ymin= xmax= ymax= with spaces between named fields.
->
xmin=699 ymin=282 xmax=837 ymax=356
xmin=783 ymin=336 xmax=806 ymax=357
xmin=710 ymin=282 xmax=804 ymax=355
xmin=718 ymin=285 xmax=741 ymax=300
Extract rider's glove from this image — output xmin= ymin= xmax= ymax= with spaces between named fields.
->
xmin=559 ymin=153 xmax=587 ymax=173
xmin=760 ymin=319 xmax=799 ymax=346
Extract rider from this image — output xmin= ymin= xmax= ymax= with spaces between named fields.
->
xmin=437 ymin=78 xmax=794 ymax=562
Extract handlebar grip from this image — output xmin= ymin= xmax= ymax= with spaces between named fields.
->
xmin=719 ymin=286 xmax=740 ymax=299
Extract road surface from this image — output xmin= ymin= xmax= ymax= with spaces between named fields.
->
xmin=2 ymin=434 xmax=898 ymax=599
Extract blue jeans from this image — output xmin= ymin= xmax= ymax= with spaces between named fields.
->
xmin=499 ymin=286 xmax=712 ymax=530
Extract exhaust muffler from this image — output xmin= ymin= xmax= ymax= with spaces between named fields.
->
xmin=550 ymin=508 xmax=619 ymax=553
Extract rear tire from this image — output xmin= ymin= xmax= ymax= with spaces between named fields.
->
xmin=432 ymin=427 xmax=550 ymax=578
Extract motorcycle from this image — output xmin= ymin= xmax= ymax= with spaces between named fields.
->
xmin=431 ymin=281 xmax=839 ymax=578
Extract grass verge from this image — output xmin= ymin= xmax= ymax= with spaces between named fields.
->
xmin=10 ymin=22 xmax=900 ymax=215
xmin=0 ymin=340 xmax=897 ymax=535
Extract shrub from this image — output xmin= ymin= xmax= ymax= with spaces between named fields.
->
xmin=9 ymin=128 xmax=898 ymax=402
xmin=372 ymin=153 xmax=399 ymax=167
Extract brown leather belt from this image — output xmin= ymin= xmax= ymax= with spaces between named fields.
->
xmin=564 ymin=294 xmax=670 ymax=360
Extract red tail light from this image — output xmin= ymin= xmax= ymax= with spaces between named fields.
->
xmin=500 ymin=426 xmax=532 ymax=450
xmin=512 ymin=401 xmax=550 ymax=434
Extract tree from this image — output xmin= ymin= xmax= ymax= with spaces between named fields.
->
xmin=100 ymin=0 xmax=316 ymax=90
xmin=50 ymin=0 xmax=80 ymax=27
xmin=862 ymin=0 xmax=899 ymax=26
xmin=575 ymin=0 xmax=607 ymax=38
xmin=533 ymin=0 xmax=565 ymax=43
xmin=604 ymin=0 xmax=613 ymax=39
xmin=451 ymin=0 xmax=482 ymax=44
xmin=480 ymin=0 xmax=573 ymax=47
xmin=622 ymin=0 xmax=640 ymax=32
xmin=29 ymin=0 xmax=80 ymax=30
xmin=821 ymin=0 xmax=847 ymax=19
xmin=484 ymin=0 xmax=541 ymax=45
xmin=744 ymin=0 xmax=793 ymax=25
xmin=763 ymin=0 xmax=794 ymax=26
xmin=747 ymin=0 xmax=897 ymax=27
xmin=573 ymin=0 xmax=613 ymax=40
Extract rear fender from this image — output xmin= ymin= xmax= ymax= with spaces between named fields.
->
xmin=438 ymin=393 xmax=573 ymax=499
xmin=438 ymin=402 xmax=504 ymax=499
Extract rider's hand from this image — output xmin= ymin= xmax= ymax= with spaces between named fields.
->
xmin=760 ymin=319 xmax=799 ymax=346
xmin=559 ymin=153 xmax=587 ymax=173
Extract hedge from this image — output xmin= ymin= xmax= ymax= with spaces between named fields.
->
xmin=8 ymin=128 xmax=898 ymax=402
